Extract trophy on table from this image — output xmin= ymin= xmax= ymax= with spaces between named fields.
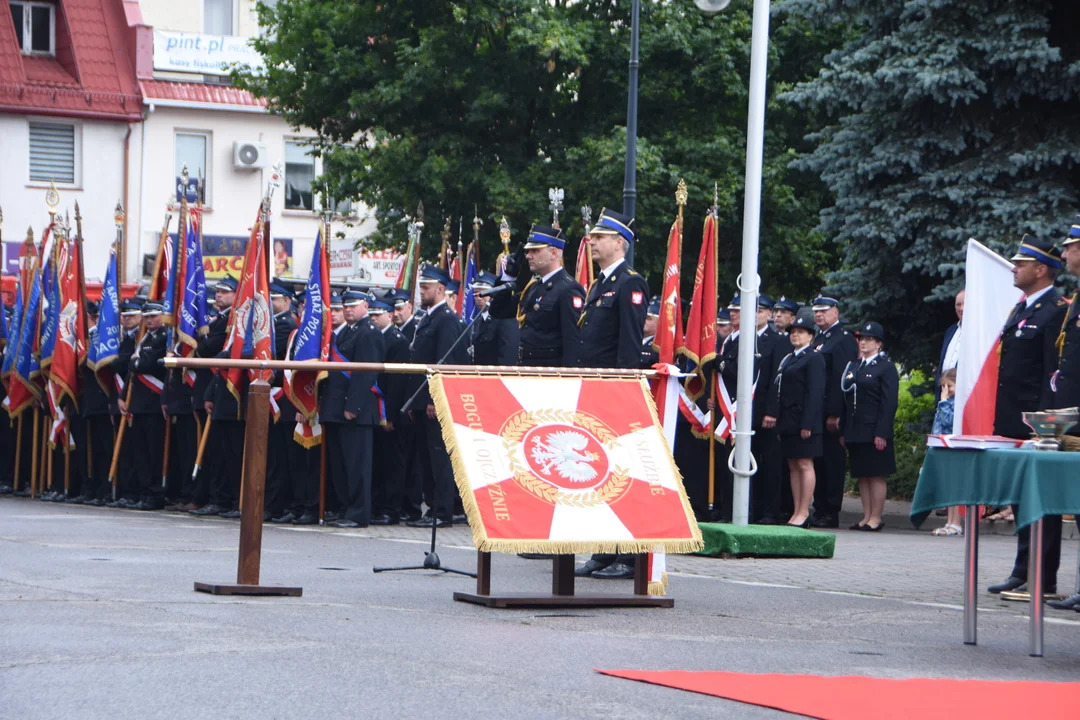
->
xmin=1021 ymin=408 xmax=1080 ymax=452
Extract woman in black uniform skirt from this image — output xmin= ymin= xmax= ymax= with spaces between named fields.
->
xmin=763 ymin=315 xmax=825 ymax=527
xmin=840 ymin=321 xmax=899 ymax=531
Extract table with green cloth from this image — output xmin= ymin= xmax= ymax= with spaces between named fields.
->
xmin=910 ymin=446 xmax=1080 ymax=656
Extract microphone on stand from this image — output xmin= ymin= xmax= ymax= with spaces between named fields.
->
xmin=476 ymin=283 xmax=515 ymax=298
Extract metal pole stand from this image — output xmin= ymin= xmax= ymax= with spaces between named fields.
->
xmin=195 ymin=381 xmax=302 ymax=597
xmin=963 ymin=504 xmax=979 ymax=645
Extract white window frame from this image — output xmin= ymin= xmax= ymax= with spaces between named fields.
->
xmin=26 ymin=118 xmax=81 ymax=187
xmin=282 ymin=137 xmax=357 ymax=218
xmin=202 ymin=0 xmax=238 ymax=36
xmin=11 ymin=1 xmax=56 ymax=56
xmin=174 ymin=130 xmax=212 ymax=207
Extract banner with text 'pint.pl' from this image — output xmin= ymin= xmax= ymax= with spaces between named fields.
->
xmin=430 ymin=374 xmax=703 ymax=555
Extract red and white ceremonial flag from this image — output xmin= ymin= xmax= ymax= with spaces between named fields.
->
xmin=680 ymin=212 xmax=718 ymax=399
xmin=656 ymin=220 xmax=684 ymax=363
xmin=574 ymin=235 xmax=594 ymax=295
xmin=954 ymin=239 xmax=1022 ymax=434
xmin=430 ymin=375 xmax=703 ymax=557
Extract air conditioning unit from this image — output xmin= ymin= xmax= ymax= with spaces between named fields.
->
xmin=232 ymin=141 xmax=268 ymax=170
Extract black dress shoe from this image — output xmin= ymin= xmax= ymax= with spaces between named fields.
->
xmin=452 ymin=513 xmax=468 ymax=525
xmin=518 ymin=553 xmax=555 ymax=560
xmin=1047 ymin=593 xmax=1080 ymax=610
xmin=756 ymin=516 xmax=780 ymax=526
xmin=271 ymin=512 xmax=297 ymax=524
xmin=809 ymin=514 xmax=839 ymax=528
xmin=0 ymin=484 xmax=13 ymax=495
xmin=64 ymin=495 xmax=85 ymax=504
xmin=988 ymin=576 xmax=1025 ymax=594
xmin=133 ymin=498 xmax=165 ymax=511
xmin=591 ymin=562 xmax=635 ymax=580
xmin=86 ymin=498 xmax=106 ymax=507
xmin=14 ymin=489 xmax=31 ymax=497
xmin=328 ymin=518 xmax=362 ymax=528
xmin=405 ymin=516 xmax=451 ymax=528
xmin=292 ymin=512 xmax=318 ymax=525
xmin=848 ymin=521 xmax=866 ymax=530
xmin=787 ymin=519 xmax=811 ymax=529
xmin=861 ymin=521 xmax=885 ymax=532
xmin=220 ymin=510 xmax=242 ymax=519
xmin=190 ymin=503 xmax=226 ymax=516
xmin=574 ymin=559 xmax=611 ymax=577
xmin=323 ymin=511 xmax=340 ymax=522
xmin=369 ymin=514 xmax=398 ymax=525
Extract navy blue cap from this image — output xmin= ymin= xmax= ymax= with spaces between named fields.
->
xmin=855 ymin=321 xmax=885 ymax=340
xmin=85 ymin=299 xmax=100 ymax=316
xmin=141 ymin=302 xmax=164 ymax=316
xmin=418 ymin=265 xmax=452 ymax=285
xmin=716 ymin=308 xmax=731 ymax=325
xmin=790 ymin=315 xmax=817 ymax=333
xmin=329 ymin=291 xmax=343 ymax=309
xmin=446 ymin=280 xmax=460 ymax=294
xmin=811 ymin=295 xmax=840 ymax=311
xmin=1066 ymin=216 xmax=1080 ymax=247
xmin=119 ymin=299 xmax=142 ymax=315
xmin=524 ymin=224 xmax=567 ymax=250
xmin=646 ymin=296 xmax=661 ymax=316
xmin=342 ymin=290 xmax=371 ymax=306
xmin=214 ymin=275 xmax=238 ymax=292
xmin=368 ymin=299 xmax=392 ymax=314
xmin=388 ymin=289 xmax=412 ymax=307
xmin=472 ymin=272 xmax=498 ymax=289
xmin=269 ymin=280 xmax=292 ymax=298
xmin=773 ymin=295 xmax=799 ymax=313
xmin=1011 ymin=234 xmax=1062 ymax=268
xmin=590 ymin=208 xmax=635 ymax=244
xmin=757 ymin=294 xmax=774 ymax=310
xmin=727 ymin=294 xmax=741 ymax=310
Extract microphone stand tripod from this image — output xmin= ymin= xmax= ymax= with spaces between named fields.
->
xmin=373 ymin=307 xmax=485 ymax=579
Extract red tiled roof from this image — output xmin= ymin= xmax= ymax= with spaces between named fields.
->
xmin=140 ymin=80 xmax=267 ymax=109
xmin=0 ymin=0 xmax=142 ymax=120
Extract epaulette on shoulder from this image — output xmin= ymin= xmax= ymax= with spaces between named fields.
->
xmin=627 ymin=268 xmax=639 ymax=276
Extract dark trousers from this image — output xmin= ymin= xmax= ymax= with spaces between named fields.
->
xmin=673 ymin=417 xmax=711 ymax=521
xmin=813 ymin=428 xmax=846 ymax=518
xmin=0 ymin=406 xmax=12 ymax=485
xmin=191 ymin=410 xmax=216 ymax=505
xmin=287 ymin=432 xmax=320 ymax=514
xmin=752 ymin=427 xmax=782 ymax=522
xmin=266 ymin=419 xmax=294 ymax=516
xmin=1010 ymin=510 xmax=1063 ymax=590
xmin=372 ymin=427 xmax=406 ymax=517
xmin=131 ymin=413 xmax=165 ymax=499
xmin=400 ymin=421 xmax=424 ymax=518
xmin=68 ymin=413 xmax=87 ymax=497
xmin=326 ymin=421 xmax=374 ymax=524
xmin=85 ymin=414 xmax=114 ymax=500
xmin=165 ymin=414 xmax=197 ymax=502
xmin=210 ymin=420 xmax=245 ymax=509
xmin=114 ymin=414 xmax=139 ymax=499
xmin=416 ymin=417 xmax=455 ymax=519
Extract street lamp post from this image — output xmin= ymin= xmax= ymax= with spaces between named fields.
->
xmin=622 ymin=0 xmax=641 ymax=267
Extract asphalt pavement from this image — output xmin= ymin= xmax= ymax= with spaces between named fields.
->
xmin=1 ymin=498 xmax=1078 ymax=719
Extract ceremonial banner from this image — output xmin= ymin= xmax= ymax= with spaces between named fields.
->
xmin=461 ymin=242 xmax=479 ymax=321
xmin=680 ymin=212 xmax=718 ymax=399
xmin=430 ymin=374 xmax=703 ymax=555
xmin=88 ymin=244 xmax=121 ymax=393
xmin=224 ymin=210 xmax=274 ymax=406
xmin=574 ymin=236 xmax=594 ymax=294
xmin=955 ymin=239 xmax=1021 ymax=434
xmin=285 ymin=227 xmax=331 ymax=426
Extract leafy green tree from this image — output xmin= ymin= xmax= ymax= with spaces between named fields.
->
xmin=239 ymin=0 xmax=840 ymax=299
xmin=782 ymin=0 xmax=1080 ymax=369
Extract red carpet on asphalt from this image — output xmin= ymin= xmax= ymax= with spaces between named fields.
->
xmin=596 ymin=669 xmax=1079 ymax=718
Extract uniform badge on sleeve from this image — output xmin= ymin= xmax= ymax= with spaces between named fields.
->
xmin=572 ymin=296 xmax=583 ymax=309
xmin=631 ymin=291 xmax=644 ymax=305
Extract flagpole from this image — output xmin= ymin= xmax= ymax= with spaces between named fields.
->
xmin=14 ymin=415 xmax=23 ymax=494
xmin=708 ymin=189 xmax=719 ymax=518
xmin=29 ymin=409 xmax=38 ymax=497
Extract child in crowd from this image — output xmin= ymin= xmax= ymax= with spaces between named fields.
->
xmin=930 ymin=369 xmax=965 ymax=536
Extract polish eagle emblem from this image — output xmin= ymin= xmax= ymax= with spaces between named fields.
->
xmin=530 ymin=430 xmax=600 ymax=483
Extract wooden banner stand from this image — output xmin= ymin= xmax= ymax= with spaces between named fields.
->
xmin=194 ymin=381 xmax=302 ymax=597
xmin=454 ymin=552 xmax=673 ymax=608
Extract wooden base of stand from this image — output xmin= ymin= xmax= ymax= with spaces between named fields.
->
xmin=452 ymin=551 xmax=674 ymax=609
xmin=194 ymin=582 xmax=303 ymax=597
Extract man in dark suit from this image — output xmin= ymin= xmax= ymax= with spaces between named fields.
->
xmin=390 ymin=289 xmax=419 ymax=343
xmin=987 ymin=235 xmax=1068 ymax=597
xmin=469 ymin=272 xmax=520 ymax=366
xmin=751 ymin=295 xmax=793 ymax=523
xmin=368 ymin=298 xmax=411 ymax=524
xmin=771 ymin=296 xmax=798 ymax=336
xmin=321 ymin=290 xmax=385 ymax=527
xmin=106 ymin=299 xmax=143 ymax=508
xmin=640 ymin=297 xmax=660 ymax=368
xmin=119 ymin=302 xmax=168 ymax=511
xmin=266 ymin=280 xmax=299 ymax=522
xmin=162 ymin=331 xmax=196 ymax=510
xmin=387 ymin=288 xmax=423 ymax=520
xmin=406 ymin=266 xmax=470 ymax=528
xmin=809 ymin=295 xmax=858 ymax=528
xmin=80 ymin=303 xmax=115 ymax=505
xmin=189 ymin=276 xmax=235 ymax=516
xmin=573 ymin=208 xmax=649 ymax=580
xmin=936 ymin=290 xmax=964 ymax=401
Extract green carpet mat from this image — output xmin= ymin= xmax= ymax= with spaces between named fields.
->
xmin=695 ymin=523 xmax=835 ymax=559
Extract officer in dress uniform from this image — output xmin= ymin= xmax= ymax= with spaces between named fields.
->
xmin=808 ymin=296 xmax=858 ymax=528
xmin=0 ymin=304 xmax=9 ymax=495
xmin=1048 ymin=219 xmax=1080 ymax=611
xmin=772 ymin=296 xmax=799 ymax=335
xmin=79 ymin=302 xmax=113 ymax=505
xmin=987 ymin=235 xmax=1068 ymax=597
xmin=640 ymin=297 xmax=660 ymax=368
xmin=385 ymin=288 xmax=423 ymax=521
xmin=574 ymin=208 xmax=650 ymax=580
xmin=106 ymin=299 xmax=143 ymax=507
xmin=406 ymin=266 xmax=470 ymax=527
xmin=469 ymin=272 xmax=520 ymax=366
xmin=322 ymin=290 xmax=384 ymax=528
xmin=120 ymin=302 xmax=168 ymax=510
xmin=489 ymin=224 xmax=584 ymax=366
xmin=266 ymin=280 xmax=299 ymax=522
xmin=368 ymin=299 xmax=411 ymax=524
xmin=389 ymin=290 xmax=419 ymax=343
xmin=162 ymin=323 xmax=196 ymax=510
xmin=752 ymin=295 xmax=793 ymax=523
xmin=189 ymin=276 xmax=236 ymax=516
xmin=202 ymin=289 xmax=247 ymax=520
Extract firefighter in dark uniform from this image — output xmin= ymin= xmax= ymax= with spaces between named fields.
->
xmin=266 ymin=280 xmax=298 ymax=521
xmin=808 ymin=295 xmax=858 ymax=528
xmin=368 ymin=298 xmax=411 ymax=524
xmin=120 ymin=302 xmax=168 ymax=510
xmin=489 ymin=224 xmax=584 ymax=367
xmin=202 ymin=293 xmax=246 ymax=520
xmin=189 ymin=276 xmax=235 ymax=515
xmin=162 ymin=324 xmax=197 ymax=510
xmin=387 ymin=288 xmax=423 ymax=521
xmin=106 ymin=299 xmax=142 ymax=507
xmin=469 ymin=272 xmax=520 ymax=366
xmin=987 ymin=235 xmax=1068 ymax=597
xmin=406 ymin=266 xmax=470 ymax=527
xmin=1049 ymin=219 xmax=1080 ymax=611
xmin=640 ymin=297 xmax=660 ymax=368
xmin=574 ymin=208 xmax=650 ymax=580
xmin=323 ymin=290 xmax=385 ymax=527
xmin=80 ymin=302 xmax=115 ymax=505
xmin=772 ymin=296 xmax=799 ymax=336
